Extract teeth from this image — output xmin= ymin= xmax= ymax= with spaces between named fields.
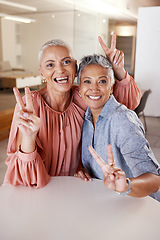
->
xmin=89 ymin=96 xmax=101 ymax=100
xmin=54 ymin=77 xmax=68 ymax=83
xmin=56 ymin=77 xmax=68 ymax=81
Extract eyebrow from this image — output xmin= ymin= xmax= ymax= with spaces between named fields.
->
xmin=82 ymin=75 xmax=109 ymax=79
xmin=45 ymin=56 xmax=72 ymax=64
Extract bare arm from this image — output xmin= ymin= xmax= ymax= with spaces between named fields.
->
xmin=129 ymin=173 xmax=160 ymax=197
xmin=89 ymin=145 xmax=160 ymax=197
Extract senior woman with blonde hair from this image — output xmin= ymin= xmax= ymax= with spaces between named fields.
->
xmin=3 ymin=34 xmax=141 ymax=188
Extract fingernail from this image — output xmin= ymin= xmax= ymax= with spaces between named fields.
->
xmin=23 ymin=112 xmax=28 ymax=117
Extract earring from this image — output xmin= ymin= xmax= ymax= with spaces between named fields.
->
xmin=42 ymin=79 xmax=47 ymax=83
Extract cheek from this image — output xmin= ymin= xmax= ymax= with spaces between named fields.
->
xmin=69 ymin=65 xmax=76 ymax=75
xmin=79 ymin=84 xmax=86 ymax=93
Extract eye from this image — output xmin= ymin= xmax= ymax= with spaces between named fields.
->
xmin=46 ymin=63 xmax=54 ymax=68
xmin=99 ymin=79 xmax=107 ymax=84
xmin=63 ymin=59 xmax=71 ymax=65
xmin=83 ymin=80 xmax=91 ymax=84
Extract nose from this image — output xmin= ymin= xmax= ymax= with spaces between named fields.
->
xmin=90 ymin=83 xmax=99 ymax=92
xmin=55 ymin=63 xmax=65 ymax=73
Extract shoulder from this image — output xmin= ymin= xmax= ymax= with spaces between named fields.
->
xmin=72 ymin=85 xmax=87 ymax=110
xmin=71 ymin=85 xmax=80 ymax=95
xmin=110 ymin=104 xmax=144 ymax=132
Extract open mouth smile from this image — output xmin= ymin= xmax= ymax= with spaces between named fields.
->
xmin=88 ymin=95 xmax=101 ymax=100
xmin=54 ymin=77 xmax=68 ymax=83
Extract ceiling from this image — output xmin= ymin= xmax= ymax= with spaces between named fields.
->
xmin=0 ymin=0 xmax=160 ymax=23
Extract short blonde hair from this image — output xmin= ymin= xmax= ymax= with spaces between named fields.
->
xmin=38 ymin=39 xmax=74 ymax=65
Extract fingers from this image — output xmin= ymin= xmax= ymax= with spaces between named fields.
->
xmin=89 ymin=145 xmax=106 ymax=168
xmin=13 ymin=87 xmax=34 ymax=113
xmin=89 ymin=145 xmax=115 ymax=176
xmin=104 ymin=169 xmax=127 ymax=191
xmin=25 ymin=87 xmax=34 ymax=112
xmin=13 ymin=87 xmax=25 ymax=110
xmin=114 ymin=169 xmax=126 ymax=181
xmin=113 ymin=50 xmax=124 ymax=65
xmin=74 ymin=170 xmax=93 ymax=182
xmin=15 ymin=110 xmax=40 ymax=134
xmin=107 ymin=145 xmax=115 ymax=166
xmin=98 ymin=36 xmax=112 ymax=56
xmin=110 ymin=32 xmax=116 ymax=50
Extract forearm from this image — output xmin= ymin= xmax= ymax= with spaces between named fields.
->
xmin=128 ymin=173 xmax=160 ymax=198
xmin=113 ymin=73 xmax=141 ymax=110
xmin=114 ymin=67 xmax=126 ymax=81
xmin=16 ymin=128 xmax=37 ymax=153
xmin=21 ymin=134 xmax=37 ymax=153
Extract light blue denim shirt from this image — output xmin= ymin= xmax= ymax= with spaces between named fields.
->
xmin=82 ymin=95 xmax=160 ymax=201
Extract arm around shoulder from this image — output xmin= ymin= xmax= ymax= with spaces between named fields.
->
xmin=113 ymin=72 xmax=141 ymax=110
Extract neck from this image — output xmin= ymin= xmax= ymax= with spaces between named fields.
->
xmin=90 ymin=109 xmax=101 ymax=127
xmin=40 ymin=85 xmax=72 ymax=112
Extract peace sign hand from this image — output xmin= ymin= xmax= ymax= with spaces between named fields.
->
xmin=13 ymin=86 xmax=40 ymax=136
xmin=98 ymin=33 xmax=126 ymax=80
xmin=89 ymin=145 xmax=129 ymax=193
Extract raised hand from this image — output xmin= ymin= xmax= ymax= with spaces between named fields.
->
xmin=98 ymin=33 xmax=126 ymax=80
xmin=89 ymin=145 xmax=129 ymax=193
xmin=13 ymin=86 xmax=40 ymax=136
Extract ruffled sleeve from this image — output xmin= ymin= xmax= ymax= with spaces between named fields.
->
xmin=3 ymin=102 xmax=50 ymax=188
xmin=113 ymin=72 xmax=141 ymax=110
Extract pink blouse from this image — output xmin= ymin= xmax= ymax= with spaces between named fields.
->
xmin=3 ymin=74 xmax=141 ymax=188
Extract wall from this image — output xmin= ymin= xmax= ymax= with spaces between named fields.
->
xmin=135 ymin=7 xmax=160 ymax=117
xmin=21 ymin=11 xmax=109 ymax=75
xmin=21 ymin=11 xmax=75 ymax=75
xmin=0 ymin=10 xmax=109 ymax=75
xmin=1 ymin=19 xmax=17 ymax=67
xmin=74 ymin=12 xmax=108 ymax=62
xmin=0 ymin=20 xmax=2 ymax=61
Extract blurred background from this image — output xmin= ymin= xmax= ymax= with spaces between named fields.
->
xmin=0 ymin=0 xmax=160 ymax=184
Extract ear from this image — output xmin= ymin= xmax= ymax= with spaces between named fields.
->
xmin=75 ymin=60 xmax=78 ymax=77
xmin=39 ymin=68 xmax=46 ymax=80
xmin=110 ymin=84 xmax=114 ymax=95
xmin=111 ymin=84 xmax=114 ymax=93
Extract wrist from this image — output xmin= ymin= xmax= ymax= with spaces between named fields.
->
xmin=115 ymin=68 xmax=126 ymax=81
xmin=21 ymin=134 xmax=37 ymax=153
xmin=119 ymin=178 xmax=131 ymax=196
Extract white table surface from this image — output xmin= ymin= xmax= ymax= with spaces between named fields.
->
xmin=0 ymin=176 xmax=159 ymax=240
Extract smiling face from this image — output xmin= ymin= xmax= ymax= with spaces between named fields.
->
xmin=80 ymin=64 xmax=114 ymax=116
xmin=39 ymin=45 xmax=77 ymax=94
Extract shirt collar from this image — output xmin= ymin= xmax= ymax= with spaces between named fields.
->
xmin=85 ymin=95 xmax=121 ymax=122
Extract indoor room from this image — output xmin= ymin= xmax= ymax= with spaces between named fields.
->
xmin=0 ymin=0 xmax=160 ymax=239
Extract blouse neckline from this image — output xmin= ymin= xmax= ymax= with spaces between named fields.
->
xmin=35 ymin=87 xmax=75 ymax=114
